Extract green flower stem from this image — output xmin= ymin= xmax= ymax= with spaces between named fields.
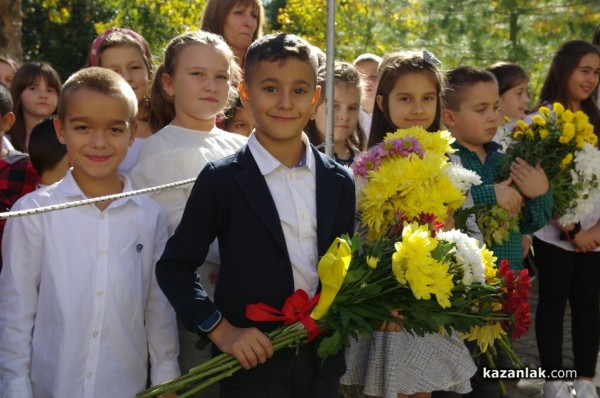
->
xmin=498 ymin=334 xmax=525 ymax=368
xmin=485 ymin=350 xmax=507 ymax=397
xmin=136 ymin=322 xmax=327 ymax=397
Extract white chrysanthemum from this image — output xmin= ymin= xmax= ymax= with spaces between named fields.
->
xmin=437 ymin=229 xmax=486 ymax=285
xmin=559 ymin=143 xmax=600 ymax=225
xmin=444 ymin=163 xmax=482 ymax=194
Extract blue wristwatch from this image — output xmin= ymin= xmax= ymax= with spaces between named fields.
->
xmin=197 ymin=310 xmax=223 ymax=334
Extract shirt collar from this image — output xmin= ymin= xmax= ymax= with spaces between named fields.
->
xmin=58 ymin=169 xmax=144 ymax=208
xmin=248 ymin=132 xmax=316 ymax=176
xmin=451 ymin=140 xmax=501 ymax=154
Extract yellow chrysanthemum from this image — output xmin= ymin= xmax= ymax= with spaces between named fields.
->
xmin=559 ymin=123 xmax=575 ymax=144
xmin=531 ymin=114 xmax=546 ymax=126
xmin=392 ymin=223 xmax=453 ymax=308
xmin=553 ymin=102 xmax=565 ymax=116
xmin=461 ymin=323 xmax=506 ymax=352
xmin=366 ymin=256 xmax=379 ymax=269
xmin=539 ymin=129 xmax=549 ymax=139
xmin=560 ymin=153 xmax=574 ymax=170
xmin=516 ymin=119 xmax=529 ymax=130
xmin=525 ymin=129 xmax=535 ymax=139
xmin=513 ymin=130 xmax=524 ymax=140
xmin=561 ymin=110 xmax=574 ymax=124
xmin=480 ymin=245 xmax=498 ymax=283
xmin=539 ymin=106 xmax=551 ymax=118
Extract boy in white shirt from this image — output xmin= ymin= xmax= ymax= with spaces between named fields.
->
xmin=0 ymin=67 xmax=179 ymax=397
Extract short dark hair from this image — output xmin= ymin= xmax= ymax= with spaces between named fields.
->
xmin=28 ymin=116 xmax=67 ymax=175
xmin=0 ymin=83 xmax=12 ymax=117
xmin=443 ymin=66 xmax=497 ymax=111
xmin=487 ymin=62 xmax=528 ymax=96
xmin=243 ymin=33 xmax=319 ymax=85
xmin=58 ymin=67 xmax=137 ymax=123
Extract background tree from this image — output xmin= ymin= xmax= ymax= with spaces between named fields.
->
xmin=21 ymin=0 xmax=206 ymax=80
xmin=277 ymin=0 xmax=600 ymax=103
xmin=0 ymin=0 xmax=22 ymax=60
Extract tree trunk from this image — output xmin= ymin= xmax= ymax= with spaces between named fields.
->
xmin=0 ymin=0 xmax=22 ymax=61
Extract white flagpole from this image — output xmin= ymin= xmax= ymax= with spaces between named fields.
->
xmin=324 ymin=0 xmax=335 ymax=157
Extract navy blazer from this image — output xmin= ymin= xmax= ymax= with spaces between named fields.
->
xmin=156 ymin=143 xmax=355 ymax=384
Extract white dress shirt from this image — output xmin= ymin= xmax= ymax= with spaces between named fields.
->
xmin=0 ymin=170 xmax=179 ymax=398
xmin=248 ymin=133 xmax=319 ymax=297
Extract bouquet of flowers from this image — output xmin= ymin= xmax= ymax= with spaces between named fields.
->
xmin=478 ymin=102 xmax=600 ymax=246
xmin=137 ymin=127 xmax=530 ymax=398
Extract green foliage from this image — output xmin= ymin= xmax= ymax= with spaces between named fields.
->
xmin=22 ymin=0 xmax=206 ymax=81
xmin=276 ymin=0 xmax=600 ymax=105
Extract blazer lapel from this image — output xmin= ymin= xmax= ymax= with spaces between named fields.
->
xmin=234 ymin=147 xmax=289 ymax=257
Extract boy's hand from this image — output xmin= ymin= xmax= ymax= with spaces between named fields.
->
xmin=208 ymin=318 xmax=273 ymax=369
xmin=377 ymin=310 xmax=403 ymax=332
xmin=573 ymin=229 xmax=599 ymax=252
xmin=494 ymin=178 xmax=523 ymax=216
xmin=510 ymin=158 xmax=549 ymax=198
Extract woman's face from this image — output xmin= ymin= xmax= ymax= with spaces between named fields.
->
xmin=223 ymin=2 xmax=259 ymax=56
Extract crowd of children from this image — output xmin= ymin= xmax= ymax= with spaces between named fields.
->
xmin=0 ymin=3 xmax=599 ymax=398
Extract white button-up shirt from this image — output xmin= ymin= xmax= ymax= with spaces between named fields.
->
xmin=248 ymin=133 xmax=319 ymax=297
xmin=0 ymin=170 xmax=179 ymax=398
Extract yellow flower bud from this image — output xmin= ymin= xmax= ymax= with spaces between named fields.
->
xmin=532 ymin=115 xmax=545 ymax=126
xmin=366 ymin=256 xmax=380 ymax=269
xmin=559 ymin=153 xmax=573 ymax=170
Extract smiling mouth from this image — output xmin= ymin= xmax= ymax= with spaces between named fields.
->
xmin=86 ymin=155 xmax=111 ymax=162
xmin=201 ymin=97 xmax=218 ymax=103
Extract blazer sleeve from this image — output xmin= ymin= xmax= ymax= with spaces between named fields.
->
xmin=156 ymin=163 xmax=221 ymax=332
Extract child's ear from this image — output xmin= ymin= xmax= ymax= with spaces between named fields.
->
xmin=0 ymin=112 xmax=15 ymax=132
xmin=310 ymin=86 xmax=321 ymax=112
xmin=239 ymin=81 xmax=250 ymax=106
xmin=441 ymin=109 xmax=456 ymax=127
xmin=375 ymin=94 xmax=384 ymax=112
xmin=54 ymin=117 xmax=67 ymax=145
xmin=161 ymin=72 xmax=175 ymax=98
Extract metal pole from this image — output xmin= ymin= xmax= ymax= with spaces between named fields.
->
xmin=324 ymin=0 xmax=335 ymax=157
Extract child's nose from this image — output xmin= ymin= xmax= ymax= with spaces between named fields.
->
xmin=277 ymin=92 xmax=293 ymax=109
xmin=90 ymin=130 xmax=108 ymax=148
xmin=411 ymin=101 xmax=424 ymax=113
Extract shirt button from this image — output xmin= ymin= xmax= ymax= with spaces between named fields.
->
xmin=96 ymin=291 xmax=104 ymax=297
xmin=86 ymin=372 xmax=93 ymax=379
xmin=92 ymin=331 xmax=99 ymax=338
xmin=300 ymin=214 xmax=305 ymax=220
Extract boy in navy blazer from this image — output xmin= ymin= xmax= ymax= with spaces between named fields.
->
xmin=156 ymin=33 xmax=356 ymax=398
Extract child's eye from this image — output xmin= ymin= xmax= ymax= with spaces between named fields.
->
xmin=27 ymin=86 xmax=37 ymax=91
xmin=263 ymin=86 xmax=276 ymax=93
xmin=217 ymin=74 xmax=229 ymax=80
xmin=73 ymin=125 xmax=88 ymax=131
xmin=110 ymin=127 xmax=125 ymax=134
xmin=251 ymin=11 xmax=259 ymax=19
xmin=234 ymin=122 xmax=247 ymax=129
xmin=349 ymin=105 xmax=360 ymax=112
xmin=191 ymin=71 xmax=204 ymax=77
xmin=294 ymin=88 xmax=307 ymax=95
